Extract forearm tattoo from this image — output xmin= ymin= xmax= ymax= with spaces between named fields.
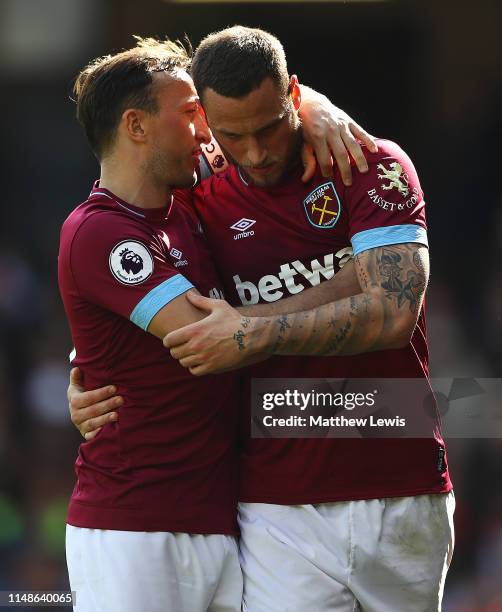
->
xmin=265 ymin=244 xmax=428 ymax=356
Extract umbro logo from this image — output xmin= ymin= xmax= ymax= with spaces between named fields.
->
xmin=230 ymin=218 xmax=256 ymax=232
xmin=230 ymin=218 xmax=256 ymax=241
xmin=170 ymin=247 xmax=188 ymax=267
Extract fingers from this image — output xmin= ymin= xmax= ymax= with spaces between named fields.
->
xmin=301 ymin=143 xmax=316 ymax=182
xmin=69 ymin=384 xmax=120 ymax=410
xmin=81 ymin=412 xmax=115 ymax=438
xmin=312 ymin=140 xmax=334 ymax=179
xmin=164 ymin=324 xmax=198 ymax=349
xmin=71 ymin=394 xmax=122 ymax=427
xmin=188 ymin=364 xmax=209 ymax=377
xmin=340 ymin=126 xmax=368 ymax=175
xmin=328 ymin=134 xmax=352 ymax=186
xmin=79 ymin=406 xmax=118 ymax=438
xmin=179 ymin=355 xmax=203 ymax=369
xmin=69 ymin=367 xmax=83 ymax=387
xmin=169 ymin=344 xmax=193 ymax=360
xmin=67 ymin=367 xmax=84 ymax=402
xmin=188 ymin=362 xmax=232 ymax=376
xmin=185 ymin=290 xmax=214 ymax=311
xmin=349 ymin=123 xmax=378 ymax=153
xmin=84 ymin=427 xmax=102 ymax=441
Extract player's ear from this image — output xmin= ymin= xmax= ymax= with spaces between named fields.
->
xmin=122 ymin=108 xmax=147 ymax=144
xmin=288 ymin=74 xmax=301 ymax=111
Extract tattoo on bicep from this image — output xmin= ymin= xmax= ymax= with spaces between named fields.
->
xmin=379 ymin=248 xmax=403 ymax=292
xmin=356 ymin=254 xmax=371 ymax=289
xmin=356 ymin=252 xmax=379 ymax=290
xmin=234 ymin=330 xmax=246 ymax=351
xmin=376 ymin=246 xmax=426 ymax=312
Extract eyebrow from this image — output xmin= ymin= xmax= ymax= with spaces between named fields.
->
xmin=179 ymin=96 xmax=201 ymax=109
xmin=217 ymin=113 xmax=286 ymax=138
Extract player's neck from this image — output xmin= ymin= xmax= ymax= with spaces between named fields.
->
xmin=99 ymin=157 xmax=172 ymax=210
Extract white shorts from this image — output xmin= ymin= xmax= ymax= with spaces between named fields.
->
xmin=66 ymin=525 xmax=242 ymax=612
xmin=238 ymin=492 xmax=455 ymax=612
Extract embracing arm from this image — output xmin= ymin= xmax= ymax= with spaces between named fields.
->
xmin=68 ymin=288 xmax=211 ymax=439
xmin=165 ymin=243 xmax=428 ymax=374
xmin=298 ymin=82 xmax=377 ymax=185
xmin=250 ymin=243 xmax=428 ymax=356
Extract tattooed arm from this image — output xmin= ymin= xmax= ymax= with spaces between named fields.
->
xmin=164 ymin=243 xmax=428 ymax=374
xmin=257 ymin=243 xmax=428 ymax=357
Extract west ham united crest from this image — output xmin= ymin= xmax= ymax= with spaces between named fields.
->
xmin=303 ymin=182 xmax=341 ymax=229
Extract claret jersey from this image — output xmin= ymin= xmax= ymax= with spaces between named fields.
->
xmin=58 ymin=183 xmax=239 ymax=534
xmin=193 ymin=139 xmax=452 ymax=504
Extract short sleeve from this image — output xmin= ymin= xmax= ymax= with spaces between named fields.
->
xmin=345 ymin=140 xmax=428 ymax=256
xmin=69 ymin=211 xmax=194 ymax=330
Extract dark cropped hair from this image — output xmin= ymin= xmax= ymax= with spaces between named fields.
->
xmin=191 ymin=26 xmax=289 ymax=101
xmin=73 ymin=37 xmax=190 ymax=160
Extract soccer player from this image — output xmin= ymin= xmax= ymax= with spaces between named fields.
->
xmin=61 ymin=34 xmax=373 ymax=612
xmin=59 ymin=38 xmax=246 ymax=612
xmin=166 ymin=27 xmax=454 ymax=612
xmin=69 ymin=27 xmax=454 ymax=612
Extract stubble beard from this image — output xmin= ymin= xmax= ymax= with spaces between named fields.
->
xmin=220 ymin=124 xmax=303 ymax=188
xmin=148 ymin=146 xmax=196 ymax=190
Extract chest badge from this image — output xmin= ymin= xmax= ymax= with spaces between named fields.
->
xmin=303 ymin=181 xmax=341 ymax=229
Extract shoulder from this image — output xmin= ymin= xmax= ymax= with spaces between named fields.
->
xmin=363 ymin=138 xmax=420 ymax=178
xmin=346 ymin=138 xmax=424 ymax=203
xmin=63 ymin=203 xmax=156 ymax=259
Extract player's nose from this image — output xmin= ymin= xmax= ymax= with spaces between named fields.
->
xmin=195 ymin=111 xmax=211 ymax=145
xmin=246 ymin=138 xmax=267 ymax=167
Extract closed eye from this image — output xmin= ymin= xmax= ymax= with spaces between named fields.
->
xmin=257 ymin=116 xmax=285 ymax=136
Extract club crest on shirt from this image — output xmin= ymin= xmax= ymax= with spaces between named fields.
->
xmin=303 ymin=182 xmax=341 ymax=229
xmin=109 ymin=240 xmax=154 ymax=285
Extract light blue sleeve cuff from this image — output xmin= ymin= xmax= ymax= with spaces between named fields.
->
xmin=130 ymin=274 xmax=194 ymax=331
xmin=351 ymin=224 xmax=428 ymax=256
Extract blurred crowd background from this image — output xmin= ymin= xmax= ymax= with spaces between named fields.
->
xmin=0 ymin=0 xmax=501 ymax=610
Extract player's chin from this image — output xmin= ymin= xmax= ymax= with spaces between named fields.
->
xmin=248 ymin=167 xmax=283 ymax=188
xmin=173 ymin=169 xmax=198 ymax=189
xmin=253 ymin=175 xmax=282 ymax=188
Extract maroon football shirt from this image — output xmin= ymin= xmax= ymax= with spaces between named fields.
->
xmin=193 ymin=139 xmax=452 ymax=503
xmin=58 ymin=183 xmax=239 ymax=533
